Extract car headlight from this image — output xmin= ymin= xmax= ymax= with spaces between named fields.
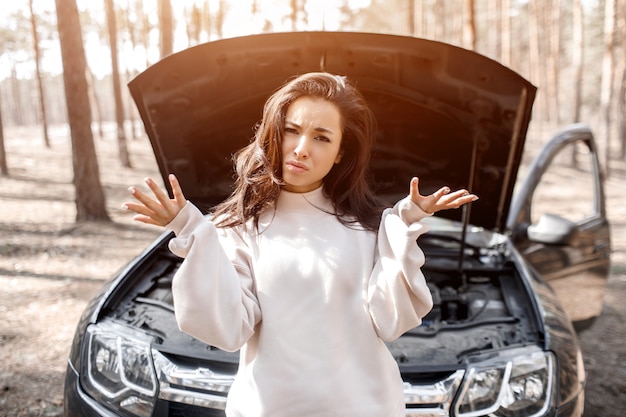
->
xmin=456 ymin=348 xmax=556 ymax=417
xmin=80 ymin=323 xmax=157 ymax=417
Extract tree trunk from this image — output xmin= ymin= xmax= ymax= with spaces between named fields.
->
xmin=105 ymin=0 xmax=131 ymax=168
xmin=572 ymin=0 xmax=584 ymax=124
xmin=10 ymin=65 xmax=24 ymax=126
xmin=452 ymin=2 xmax=462 ymax=45
xmin=203 ymin=1 xmax=211 ymax=41
xmin=407 ymin=0 xmax=415 ymax=36
xmin=141 ymin=5 xmax=152 ymax=67
xmin=528 ymin=0 xmax=542 ymax=125
xmin=617 ymin=64 xmax=626 ymax=160
xmin=433 ymin=1 xmax=445 ymax=41
xmin=0 ymin=88 xmax=8 ymax=177
xmin=159 ymin=0 xmax=173 ymax=58
xmin=123 ymin=4 xmax=143 ymax=140
xmin=187 ymin=4 xmax=202 ymax=46
xmin=537 ymin=0 xmax=554 ymax=124
xmin=488 ymin=0 xmax=500 ymax=60
xmin=86 ymin=69 xmax=104 ymax=139
xmin=500 ymin=0 xmax=511 ymax=66
xmin=291 ymin=0 xmax=298 ymax=31
xmin=415 ymin=0 xmax=424 ymax=37
xmin=424 ymin=1 xmax=435 ymax=39
xmin=125 ymin=67 xmax=141 ymax=140
xmin=569 ymin=0 xmax=585 ymax=167
xmin=54 ymin=0 xmax=110 ymax=222
xmin=28 ymin=0 xmax=51 ymax=148
xmin=547 ymin=0 xmax=562 ymax=125
xmin=464 ymin=0 xmax=476 ymax=50
xmin=600 ymin=0 xmax=616 ymax=176
xmin=617 ymin=0 xmax=626 ymax=160
xmin=216 ymin=0 xmax=225 ymax=39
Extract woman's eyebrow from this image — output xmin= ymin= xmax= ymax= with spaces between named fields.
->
xmin=314 ymin=126 xmax=335 ymax=134
xmin=285 ymin=120 xmax=336 ymax=135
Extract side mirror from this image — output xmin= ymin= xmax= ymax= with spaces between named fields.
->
xmin=527 ymin=213 xmax=577 ymax=245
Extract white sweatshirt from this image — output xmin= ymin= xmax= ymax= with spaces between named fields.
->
xmin=167 ymin=186 xmax=433 ymax=417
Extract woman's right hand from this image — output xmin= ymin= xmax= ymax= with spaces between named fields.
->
xmin=122 ymin=174 xmax=187 ymax=227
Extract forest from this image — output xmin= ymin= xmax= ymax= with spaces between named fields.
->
xmin=0 ymin=0 xmax=625 ymax=220
xmin=1 ymin=2 xmax=626 ymax=416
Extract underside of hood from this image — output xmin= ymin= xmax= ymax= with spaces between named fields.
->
xmin=128 ymin=31 xmax=536 ymax=231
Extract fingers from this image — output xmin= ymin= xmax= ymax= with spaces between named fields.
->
xmin=131 ymin=213 xmax=161 ymax=226
xmin=144 ymin=177 xmax=172 ymax=208
xmin=439 ymin=188 xmax=468 ymax=203
xmin=458 ymin=193 xmax=479 ymax=207
xmin=409 ymin=177 xmax=419 ymax=201
xmin=127 ymin=184 xmax=158 ymax=210
xmin=438 ymin=189 xmax=478 ymax=210
xmin=410 ymin=177 xmax=442 ymax=200
xmin=433 ymin=185 xmax=451 ymax=200
xmin=122 ymin=174 xmax=186 ymax=226
xmin=410 ymin=177 xmax=479 ymax=213
xmin=169 ymin=174 xmax=186 ymax=209
xmin=122 ymin=200 xmax=154 ymax=218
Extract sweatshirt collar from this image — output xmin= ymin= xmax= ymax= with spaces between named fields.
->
xmin=277 ymin=186 xmax=335 ymax=214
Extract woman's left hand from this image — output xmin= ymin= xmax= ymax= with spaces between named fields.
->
xmin=409 ymin=177 xmax=478 ymax=214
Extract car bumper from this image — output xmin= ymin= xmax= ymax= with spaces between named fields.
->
xmin=64 ymin=359 xmax=227 ymax=417
xmin=65 ymin=358 xmax=582 ymax=417
xmin=64 ymin=361 xmax=120 ymax=417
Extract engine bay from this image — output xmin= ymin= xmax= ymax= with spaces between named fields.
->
xmin=110 ymin=233 xmax=540 ymax=368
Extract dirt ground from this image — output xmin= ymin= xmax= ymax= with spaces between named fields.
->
xmin=0 ymin=123 xmax=624 ymax=416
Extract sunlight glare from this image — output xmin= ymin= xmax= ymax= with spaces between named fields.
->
xmin=1 ymin=0 xmax=372 ymax=80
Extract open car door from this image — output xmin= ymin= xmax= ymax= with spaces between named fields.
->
xmin=507 ymin=124 xmax=611 ymax=329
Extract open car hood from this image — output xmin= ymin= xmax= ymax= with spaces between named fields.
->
xmin=129 ymin=31 xmax=536 ymax=231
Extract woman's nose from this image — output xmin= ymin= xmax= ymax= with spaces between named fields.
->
xmin=294 ymin=136 xmax=309 ymax=158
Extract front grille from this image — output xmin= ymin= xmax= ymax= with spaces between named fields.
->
xmin=167 ymin=401 xmax=226 ymax=417
xmin=153 ymin=349 xmax=232 ymax=415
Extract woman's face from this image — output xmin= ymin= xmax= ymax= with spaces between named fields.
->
xmin=281 ymin=96 xmax=343 ymax=193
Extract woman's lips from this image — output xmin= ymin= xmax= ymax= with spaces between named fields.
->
xmin=285 ymin=160 xmax=308 ymax=173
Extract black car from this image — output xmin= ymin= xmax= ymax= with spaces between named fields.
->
xmin=64 ymin=32 xmax=611 ymax=417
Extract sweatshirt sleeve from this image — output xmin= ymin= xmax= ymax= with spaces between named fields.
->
xmin=166 ymin=202 xmax=262 ymax=352
xmin=367 ymin=196 xmax=434 ymax=342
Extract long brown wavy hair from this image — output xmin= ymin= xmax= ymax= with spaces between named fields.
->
xmin=212 ymin=72 xmax=388 ymax=232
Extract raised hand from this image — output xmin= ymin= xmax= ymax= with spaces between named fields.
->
xmin=122 ymin=174 xmax=187 ymax=226
xmin=409 ymin=177 xmax=478 ymax=214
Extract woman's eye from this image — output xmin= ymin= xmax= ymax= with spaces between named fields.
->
xmin=316 ymin=136 xmax=331 ymax=143
xmin=284 ymin=127 xmax=298 ymax=135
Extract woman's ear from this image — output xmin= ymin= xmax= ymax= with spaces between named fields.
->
xmin=335 ymin=150 xmax=344 ymax=164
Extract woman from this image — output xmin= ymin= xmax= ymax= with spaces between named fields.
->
xmin=124 ymin=72 xmax=477 ymax=417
